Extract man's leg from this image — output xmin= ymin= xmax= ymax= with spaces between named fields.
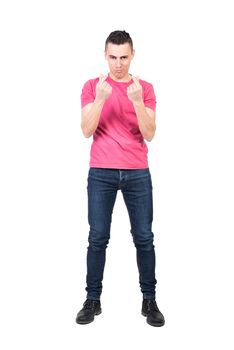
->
xmin=121 ymin=168 xmax=165 ymax=326
xmin=86 ymin=168 xmax=118 ymax=300
xmin=121 ymin=168 xmax=156 ymax=299
xmin=76 ymin=168 xmax=118 ymax=325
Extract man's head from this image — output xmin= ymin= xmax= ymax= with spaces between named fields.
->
xmin=104 ymin=30 xmax=135 ymax=81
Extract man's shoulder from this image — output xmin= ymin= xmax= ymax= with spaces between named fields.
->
xmin=139 ymin=78 xmax=154 ymax=88
xmin=83 ymin=77 xmax=99 ymax=86
xmin=81 ymin=77 xmax=99 ymax=95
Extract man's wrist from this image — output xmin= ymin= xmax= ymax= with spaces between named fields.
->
xmin=133 ymin=99 xmax=144 ymax=108
xmin=94 ymin=96 xmax=106 ymax=106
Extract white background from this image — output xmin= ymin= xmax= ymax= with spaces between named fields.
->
xmin=0 ymin=0 xmax=234 ymax=348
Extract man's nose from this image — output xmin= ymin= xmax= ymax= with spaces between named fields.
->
xmin=115 ymin=59 xmax=121 ymax=67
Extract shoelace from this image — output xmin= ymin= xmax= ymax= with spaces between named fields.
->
xmin=83 ymin=299 xmax=98 ymax=310
xmin=145 ymin=300 xmax=159 ymax=312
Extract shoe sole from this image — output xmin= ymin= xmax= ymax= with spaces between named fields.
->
xmin=76 ymin=310 xmax=102 ymax=325
xmin=141 ymin=311 xmax=165 ymax=327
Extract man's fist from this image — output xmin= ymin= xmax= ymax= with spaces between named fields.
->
xmin=127 ymin=76 xmax=143 ymax=103
xmin=96 ymin=74 xmax=112 ymax=101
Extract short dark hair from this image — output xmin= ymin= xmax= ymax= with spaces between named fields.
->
xmin=105 ymin=30 xmax=133 ymax=51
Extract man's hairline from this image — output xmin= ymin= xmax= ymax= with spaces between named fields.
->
xmin=105 ymin=42 xmax=134 ymax=53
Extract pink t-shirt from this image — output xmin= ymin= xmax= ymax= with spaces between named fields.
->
xmin=81 ymin=75 xmax=156 ymax=169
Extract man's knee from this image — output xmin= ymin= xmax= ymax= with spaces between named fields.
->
xmin=132 ymin=230 xmax=154 ymax=251
xmin=88 ymin=228 xmax=110 ymax=251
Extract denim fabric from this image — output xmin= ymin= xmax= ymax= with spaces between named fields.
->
xmin=85 ymin=167 xmax=157 ymax=300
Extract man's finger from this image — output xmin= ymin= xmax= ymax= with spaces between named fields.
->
xmin=132 ymin=75 xmax=140 ymax=87
xmin=132 ymin=75 xmax=140 ymax=82
xmin=99 ymin=73 xmax=108 ymax=83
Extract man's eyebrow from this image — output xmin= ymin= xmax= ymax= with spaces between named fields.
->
xmin=108 ymin=55 xmax=129 ymax=58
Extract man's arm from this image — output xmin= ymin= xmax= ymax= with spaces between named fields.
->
xmin=81 ymin=74 xmax=112 ymax=138
xmin=132 ymin=102 xmax=156 ymax=142
xmin=127 ymin=76 xmax=156 ymax=142
xmin=81 ymin=99 xmax=105 ymax=138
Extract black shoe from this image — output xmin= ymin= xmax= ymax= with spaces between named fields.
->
xmin=142 ymin=299 xmax=165 ymax=327
xmin=75 ymin=299 xmax=102 ymax=325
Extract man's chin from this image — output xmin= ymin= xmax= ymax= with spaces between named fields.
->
xmin=113 ymin=72 xmax=126 ymax=79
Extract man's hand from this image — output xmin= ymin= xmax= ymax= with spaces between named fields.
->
xmin=127 ymin=76 xmax=143 ymax=103
xmin=95 ymin=74 xmax=112 ymax=101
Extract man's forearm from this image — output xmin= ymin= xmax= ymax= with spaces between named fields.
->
xmin=81 ymin=98 xmax=105 ymax=138
xmin=133 ymin=100 xmax=156 ymax=142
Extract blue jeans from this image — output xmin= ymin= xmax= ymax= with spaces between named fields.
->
xmin=86 ymin=167 xmax=157 ymax=300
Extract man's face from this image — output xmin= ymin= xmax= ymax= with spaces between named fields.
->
xmin=105 ymin=43 xmax=135 ymax=80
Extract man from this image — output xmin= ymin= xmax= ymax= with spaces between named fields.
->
xmin=75 ymin=30 xmax=165 ymax=327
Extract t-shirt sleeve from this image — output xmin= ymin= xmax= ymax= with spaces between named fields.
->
xmin=143 ymin=83 xmax=157 ymax=111
xmin=81 ymin=80 xmax=96 ymax=108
